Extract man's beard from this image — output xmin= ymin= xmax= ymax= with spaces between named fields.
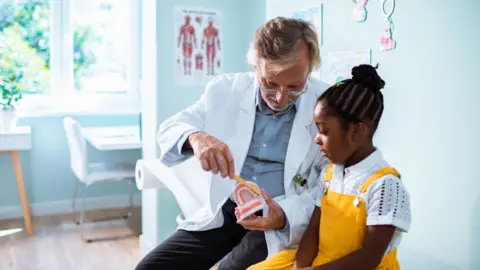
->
xmin=265 ymin=98 xmax=294 ymax=112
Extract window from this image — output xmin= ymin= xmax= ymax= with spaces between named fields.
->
xmin=0 ymin=0 xmax=51 ymax=94
xmin=0 ymin=0 xmax=140 ymax=115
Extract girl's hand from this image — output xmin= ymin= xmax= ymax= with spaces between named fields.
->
xmin=236 ymin=190 xmax=287 ymax=230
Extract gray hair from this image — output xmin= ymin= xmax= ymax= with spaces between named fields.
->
xmin=247 ymin=17 xmax=321 ymax=73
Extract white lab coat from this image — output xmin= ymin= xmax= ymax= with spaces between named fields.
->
xmin=157 ymin=72 xmax=330 ymax=257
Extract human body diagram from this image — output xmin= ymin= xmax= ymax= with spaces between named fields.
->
xmin=177 ymin=15 xmax=197 ymax=75
xmin=201 ymin=17 xmax=220 ymax=76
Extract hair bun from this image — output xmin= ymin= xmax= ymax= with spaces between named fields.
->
xmin=351 ymin=64 xmax=385 ymax=91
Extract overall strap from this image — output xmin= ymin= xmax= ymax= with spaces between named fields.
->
xmin=323 ymin=163 xmax=335 ymax=182
xmin=359 ymin=167 xmax=400 ymax=193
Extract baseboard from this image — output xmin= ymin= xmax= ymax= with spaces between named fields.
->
xmin=139 ymin=234 xmax=155 ymax=257
xmin=0 ymin=194 xmax=142 ymax=220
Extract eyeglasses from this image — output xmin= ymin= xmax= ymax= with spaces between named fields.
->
xmin=256 ymin=70 xmax=309 ymax=98
xmin=260 ymin=86 xmax=308 ymax=97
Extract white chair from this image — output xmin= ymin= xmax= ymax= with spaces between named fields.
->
xmin=63 ymin=117 xmax=137 ymax=243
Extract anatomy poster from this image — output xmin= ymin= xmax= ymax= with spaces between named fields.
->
xmin=290 ymin=4 xmax=323 ymax=80
xmin=174 ymin=6 xmax=223 ymax=86
xmin=326 ymin=50 xmax=371 ymax=85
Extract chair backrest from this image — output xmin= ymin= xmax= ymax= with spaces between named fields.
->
xmin=63 ymin=117 xmax=88 ymax=182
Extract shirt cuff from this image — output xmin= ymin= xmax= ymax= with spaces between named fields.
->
xmin=280 ymin=216 xmax=290 ymax=232
xmin=315 ymin=196 xmax=321 ymax=207
xmin=175 ymin=129 xmax=200 ymax=156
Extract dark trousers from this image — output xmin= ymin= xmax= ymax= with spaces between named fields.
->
xmin=135 ymin=199 xmax=267 ymax=270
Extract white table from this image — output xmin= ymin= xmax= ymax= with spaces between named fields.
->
xmin=0 ymin=126 xmax=33 ymax=236
xmin=81 ymin=126 xmax=142 ymax=151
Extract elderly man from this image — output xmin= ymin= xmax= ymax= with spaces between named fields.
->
xmin=136 ymin=17 xmax=329 ymax=270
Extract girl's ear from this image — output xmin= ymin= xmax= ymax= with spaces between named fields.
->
xmin=348 ymin=122 xmax=368 ymax=144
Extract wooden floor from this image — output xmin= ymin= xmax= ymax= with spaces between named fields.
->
xmin=0 ymin=207 xmax=142 ymax=270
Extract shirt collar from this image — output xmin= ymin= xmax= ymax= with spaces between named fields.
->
xmin=343 ymin=149 xmax=384 ymax=177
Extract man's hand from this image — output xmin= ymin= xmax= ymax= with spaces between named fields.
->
xmin=236 ymin=190 xmax=287 ymax=230
xmin=188 ymin=131 xmax=235 ymax=179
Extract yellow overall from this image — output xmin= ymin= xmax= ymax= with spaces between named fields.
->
xmin=247 ymin=164 xmax=401 ymax=270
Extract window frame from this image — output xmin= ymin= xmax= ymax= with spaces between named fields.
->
xmin=16 ymin=0 xmax=141 ymax=117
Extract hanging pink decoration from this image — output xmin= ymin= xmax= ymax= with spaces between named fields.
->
xmin=380 ymin=0 xmax=397 ymax=51
xmin=380 ymin=28 xmax=395 ymax=51
xmin=351 ymin=0 xmax=368 ymax=22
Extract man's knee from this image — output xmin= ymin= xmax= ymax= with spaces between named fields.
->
xmin=135 ymin=250 xmax=163 ymax=270
xmin=135 ymin=249 xmax=182 ymax=270
xmin=134 ymin=233 xmax=181 ymax=270
xmin=134 ymin=261 xmax=147 ymax=270
xmin=134 ymin=257 xmax=153 ymax=270
xmin=135 ymin=228 xmax=231 ymax=270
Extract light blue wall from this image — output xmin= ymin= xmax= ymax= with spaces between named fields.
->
xmin=266 ymin=0 xmax=479 ymax=269
xmin=0 ymin=115 xmax=142 ymax=208
xmin=154 ymin=0 xmax=266 ymax=242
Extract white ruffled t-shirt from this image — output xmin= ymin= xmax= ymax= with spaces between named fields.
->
xmin=315 ymin=149 xmax=411 ymax=254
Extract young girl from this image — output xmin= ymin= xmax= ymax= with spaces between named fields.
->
xmin=248 ymin=64 xmax=411 ymax=270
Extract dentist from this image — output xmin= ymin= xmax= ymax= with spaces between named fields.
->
xmin=136 ymin=17 xmax=329 ymax=270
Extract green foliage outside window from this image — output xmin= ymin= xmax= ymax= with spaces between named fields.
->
xmin=0 ymin=0 xmax=97 ymax=108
